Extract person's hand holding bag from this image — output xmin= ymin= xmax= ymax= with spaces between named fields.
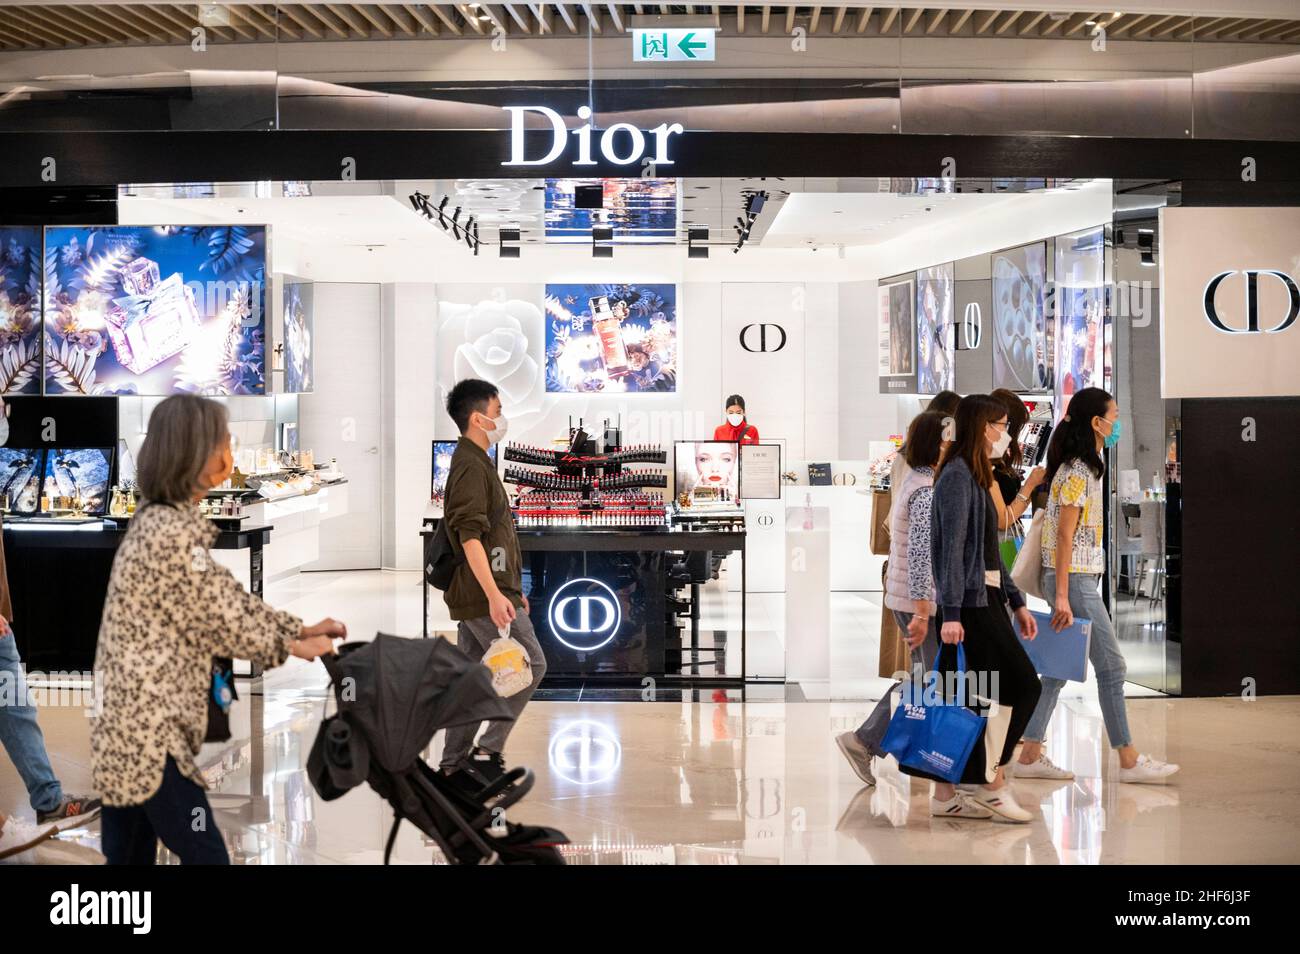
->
xmin=941 ymin=620 xmax=964 ymax=644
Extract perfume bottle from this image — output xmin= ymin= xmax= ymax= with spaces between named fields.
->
xmin=803 ymin=493 xmax=814 ymax=531
xmin=591 ymin=297 xmax=631 ymax=379
xmin=107 ymin=257 xmax=202 ymax=374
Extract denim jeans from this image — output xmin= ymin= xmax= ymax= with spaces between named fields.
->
xmin=0 ymin=631 xmax=64 ymax=814
xmin=855 ymin=610 xmax=939 ymax=757
xmin=102 ymin=756 xmax=230 ymax=865
xmin=1022 ymin=570 xmax=1133 ymax=749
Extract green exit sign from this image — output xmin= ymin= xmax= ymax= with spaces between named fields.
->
xmin=633 ymin=27 xmax=716 ymax=62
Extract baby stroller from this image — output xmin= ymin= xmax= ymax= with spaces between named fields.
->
xmin=309 ymin=633 xmax=568 ymax=865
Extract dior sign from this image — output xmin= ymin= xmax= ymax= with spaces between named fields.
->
xmin=1203 ymin=270 xmax=1299 ymax=334
xmin=503 ymin=105 xmax=684 ymax=167
xmin=548 ymin=577 xmax=621 ymax=652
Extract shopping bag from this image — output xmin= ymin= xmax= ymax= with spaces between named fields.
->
xmin=870 ymin=489 xmax=892 ymax=555
xmin=483 ymin=627 xmax=533 ymax=698
xmin=1010 ymin=510 xmax=1047 ymax=600
xmin=880 ymin=645 xmax=984 ymax=784
xmin=970 ymin=690 xmax=1015 ymax=784
xmin=878 ymin=564 xmax=912 ymax=678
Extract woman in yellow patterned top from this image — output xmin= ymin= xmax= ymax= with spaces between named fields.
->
xmin=1014 ymin=388 xmax=1180 ymax=785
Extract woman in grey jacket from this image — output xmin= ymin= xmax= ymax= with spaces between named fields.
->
xmin=919 ymin=394 xmax=1042 ymax=823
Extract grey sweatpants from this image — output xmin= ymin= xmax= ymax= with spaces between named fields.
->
xmin=440 ymin=612 xmax=548 ymax=768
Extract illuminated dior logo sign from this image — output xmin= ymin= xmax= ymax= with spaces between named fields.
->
xmin=503 ymin=105 xmax=684 ymax=167
xmin=1203 ymin=269 xmax=1299 ymax=334
xmin=959 ymin=301 xmax=983 ymax=350
xmin=548 ymin=577 xmax=621 ymax=651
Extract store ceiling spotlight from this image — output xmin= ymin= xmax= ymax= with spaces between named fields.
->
xmin=575 ymin=183 xmax=604 ymax=210
xmin=499 ymin=228 xmax=521 ymax=259
xmin=688 ymin=227 xmax=709 ymax=259
xmin=592 ymin=226 xmax=613 ymax=258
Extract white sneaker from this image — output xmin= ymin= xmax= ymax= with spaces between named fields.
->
xmin=0 ymin=819 xmax=59 ymax=862
xmin=1011 ymin=753 xmax=1075 ymax=780
xmin=969 ymin=786 xmax=1034 ymax=824
xmin=930 ymin=791 xmax=994 ymax=820
xmin=1118 ymin=754 xmax=1180 ymax=785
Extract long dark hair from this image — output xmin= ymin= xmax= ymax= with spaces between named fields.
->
xmin=936 ymin=394 xmax=1005 ymax=490
xmin=990 ymin=387 xmax=1029 ymax=473
xmin=1045 ymin=387 xmax=1113 ymax=487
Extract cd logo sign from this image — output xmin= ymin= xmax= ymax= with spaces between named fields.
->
xmin=1203 ymin=269 xmax=1299 ymax=334
xmin=548 ymin=577 xmax=621 ymax=652
xmin=832 ymin=473 xmax=857 ymax=486
xmin=739 ymin=323 xmax=788 ymax=353
xmin=756 ymin=513 xmax=774 ymax=527
xmin=958 ymin=302 xmax=983 ymax=351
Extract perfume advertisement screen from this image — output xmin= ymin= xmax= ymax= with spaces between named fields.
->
xmin=42 ymin=447 xmax=112 ymax=514
xmin=0 ymin=447 xmax=43 ymax=514
xmin=1054 ymin=227 xmax=1105 ymax=421
xmin=42 ymin=225 xmax=268 ymax=396
xmin=544 ymin=283 xmax=677 ymax=393
xmin=283 ymin=277 xmax=314 ymax=393
xmin=0 ymin=226 xmax=43 ymax=395
xmin=877 ymin=277 xmax=916 ymax=394
xmin=915 ymin=262 xmax=955 ymax=395
xmin=544 ymin=179 xmax=677 ymax=243
xmin=991 ymin=241 xmax=1051 ymax=392
xmin=431 ymin=440 xmax=496 ymax=499
xmin=674 ymin=441 xmax=740 ymax=499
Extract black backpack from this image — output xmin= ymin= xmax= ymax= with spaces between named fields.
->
xmin=424 ymin=517 xmax=464 ymax=591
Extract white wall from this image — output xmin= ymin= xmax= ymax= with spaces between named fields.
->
xmin=299 ymin=282 xmax=383 ymax=570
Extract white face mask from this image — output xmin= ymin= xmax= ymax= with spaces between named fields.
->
xmin=479 ymin=412 xmax=508 ymax=446
xmin=727 ymin=413 xmax=744 ymax=427
xmin=988 ymin=429 xmax=1012 ymax=459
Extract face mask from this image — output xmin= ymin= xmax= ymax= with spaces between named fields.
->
xmin=727 ymin=413 xmax=744 ymax=427
xmin=988 ymin=428 xmax=1012 ymax=459
xmin=479 ymin=412 xmax=508 ymax=446
xmin=1102 ymin=418 xmax=1122 ymax=449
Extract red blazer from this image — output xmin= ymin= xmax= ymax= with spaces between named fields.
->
xmin=713 ymin=421 xmax=761 ymax=445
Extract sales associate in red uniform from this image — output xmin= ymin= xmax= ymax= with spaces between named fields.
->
xmin=713 ymin=394 xmax=760 ymax=445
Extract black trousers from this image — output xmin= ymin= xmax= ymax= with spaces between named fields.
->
xmin=102 ymin=756 xmax=231 ymax=865
xmin=902 ymin=587 xmax=1041 ymax=785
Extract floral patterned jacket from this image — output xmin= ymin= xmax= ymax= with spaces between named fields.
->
xmin=91 ymin=501 xmax=301 ymax=805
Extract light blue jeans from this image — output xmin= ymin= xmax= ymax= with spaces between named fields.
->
xmin=0 ymin=631 xmax=64 ymax=813
xmin=1023 ymin=570 xmax=1133 ymax=749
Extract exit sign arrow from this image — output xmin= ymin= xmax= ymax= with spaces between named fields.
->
xmin=677 ymin=32 xmax=708 ymax=58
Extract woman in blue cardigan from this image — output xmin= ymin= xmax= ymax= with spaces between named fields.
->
xmin=922 ymin=393 xmax=1042 ymax=823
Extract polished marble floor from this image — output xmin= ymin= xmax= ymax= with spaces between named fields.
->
xmin=3 ymin=570 xmax=1297 ymax=864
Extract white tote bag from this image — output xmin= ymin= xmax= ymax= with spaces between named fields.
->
xmin=1010 ymin=510 xmax=1047 ymax=601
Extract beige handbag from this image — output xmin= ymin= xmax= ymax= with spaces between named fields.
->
xmin=870 ymin=490 xmax=892 ymax=556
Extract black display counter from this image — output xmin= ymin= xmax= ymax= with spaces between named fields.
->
xmin=2 ymin=519 xmax=273 ymax=672
xmin=421 ymin=522 xmax=747 ymax=688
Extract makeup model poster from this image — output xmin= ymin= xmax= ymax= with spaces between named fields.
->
xmin=675 ymin=441 xmax=740 ymax=499
xmin=915 ymin=262 xmax=955 ymax=395
xmin=1054 ymin=227 xmax=1106 ymax=421
xmin=543 ymin=283 xmax=677 ymax=393
xmin=878 ymin=277 xmax=917 ymax=394
xmin=43 ymin=225 xmax=268 ymax=396
xmin=0 ymin=226 xmax=42 ymax=395
xmin=991 ymin=240 xmax=1051 ymax=392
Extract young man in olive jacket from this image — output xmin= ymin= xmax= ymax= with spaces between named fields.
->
xmin=438 ymin=379 xmax=547 ymax=789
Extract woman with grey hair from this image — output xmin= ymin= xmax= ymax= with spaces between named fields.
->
xmin=92 ymin=394 xmax=345 ymax=864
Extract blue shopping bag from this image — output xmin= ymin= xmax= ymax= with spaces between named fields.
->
xmin=880 ymin=644 xmax=985 ymax=784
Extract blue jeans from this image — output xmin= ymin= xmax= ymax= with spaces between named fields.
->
xmin=855 ymin=610 xmax=939 ymax=757
xmin=0 ymin=631 xmax=64 ymax=814
xmin=1023 ymin=570 xmax=1133 ymax=749
xmin=102 ymin=756 xmax=230 ymax=865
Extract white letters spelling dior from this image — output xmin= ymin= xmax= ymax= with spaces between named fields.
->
xmin=503 ymin=105 xmax=683 ymax=167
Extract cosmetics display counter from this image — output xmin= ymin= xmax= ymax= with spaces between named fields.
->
xmin=2 ymin=517 xmax=273 ymax=672
xmin=420 ymin=426 xmax=747 ymax=688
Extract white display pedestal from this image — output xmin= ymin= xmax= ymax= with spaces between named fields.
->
xmin=785 ymin=504 xmax=831 ymax=699
xmin=725 ymin=496 xmax=787 ymax=593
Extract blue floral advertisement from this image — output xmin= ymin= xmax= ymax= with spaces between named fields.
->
xmin=42 ymin=225 xmax=268 ymax=396
xmin=543 ymin=283 xmax=678 ymax=393
xmin=0 ymin=226 xmax=43 ymax=395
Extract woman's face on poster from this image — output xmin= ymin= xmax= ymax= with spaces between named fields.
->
xmin=695 ymin=445 xmax=737 ymax=486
